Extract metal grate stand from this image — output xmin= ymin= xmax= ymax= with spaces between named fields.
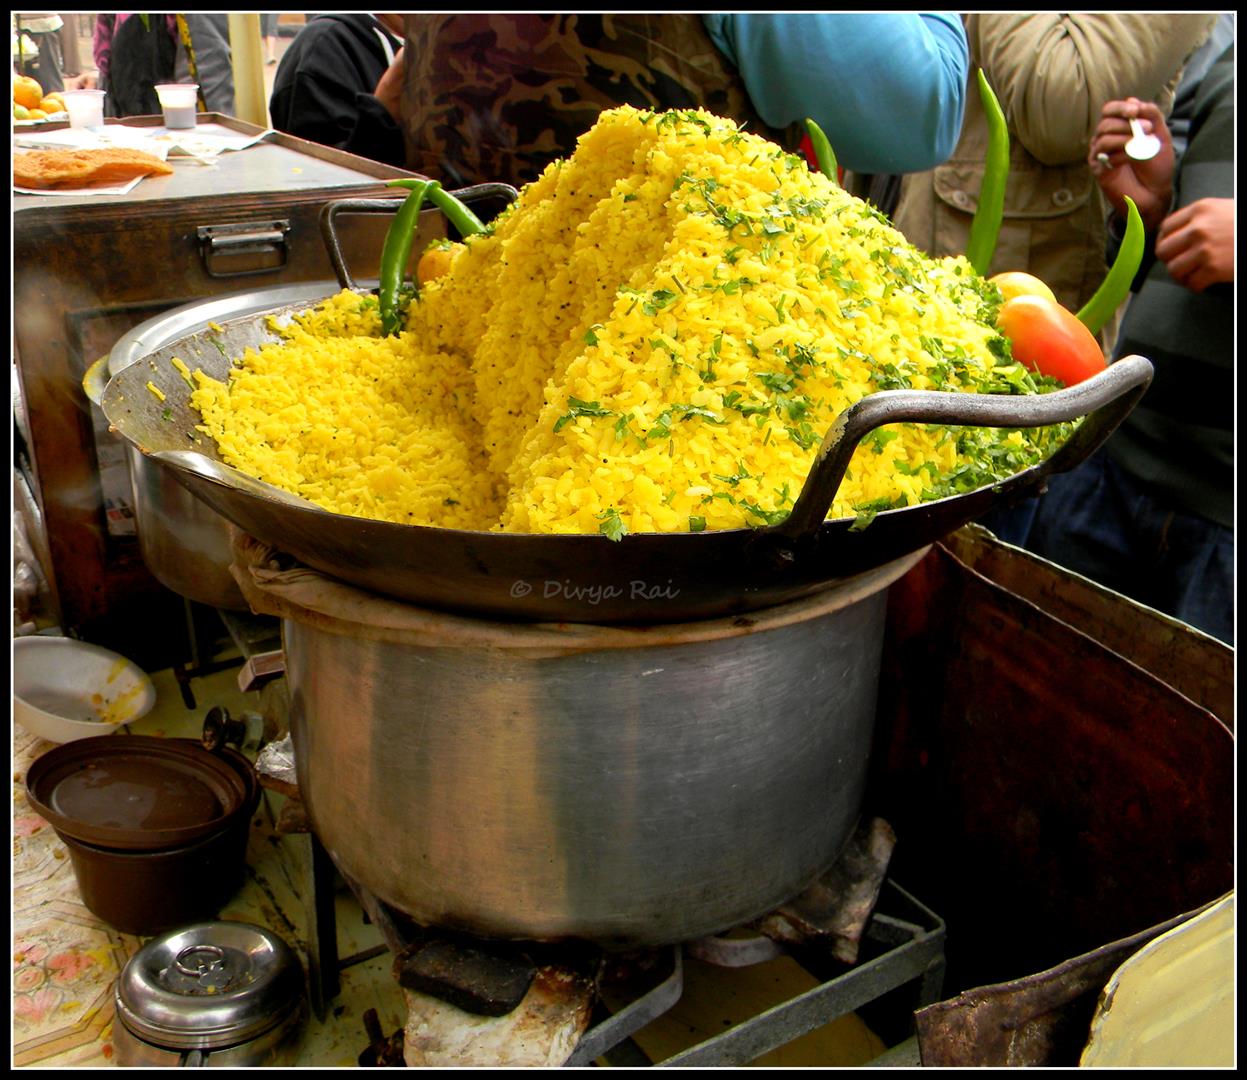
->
xmin=574 ymin=880 xmax=945 ymax=1068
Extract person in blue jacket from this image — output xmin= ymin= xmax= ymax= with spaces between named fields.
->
xmin=701 ymin=12 xmax=967 ymax=175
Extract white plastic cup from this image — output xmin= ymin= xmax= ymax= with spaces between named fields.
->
xmin=153 ymin=83 xmax=199 ymax=130
xmin=62 ymin=89 xmax=107 ymax=129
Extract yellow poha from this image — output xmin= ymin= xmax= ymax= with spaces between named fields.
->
xmin=190 ymin=105 xmax=1070 ymax=537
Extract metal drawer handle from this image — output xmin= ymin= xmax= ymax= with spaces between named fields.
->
xmin=197 ymin=220 xmax=291 ymax=278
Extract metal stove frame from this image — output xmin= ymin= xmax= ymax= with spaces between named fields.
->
xmin=570 ymin=879 xmax=944 ymax=1067
xmin=297 ymin=841 xmax=944 ymax=1067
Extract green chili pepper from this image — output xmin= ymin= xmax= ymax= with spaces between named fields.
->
xmin=379 ymin=180 xmax=490 ymax=335
xmin=378 ymin=180 xmax=430 ymax=337
xmin=389 ymin=178 xmax=489 ymax=237
xmin=808 ymin=119 xmax=837 ymax=185
xmin=965 ymin=69 xmax=1010 ymax=277
xmin=427 ymin=185 xmax=487 ymax=237
xmin=805 ymin=118 xmax=838 ymax=186
xmin=1076 ymin=195 xmax=1145 ymax=335
xmin=388 ymin=178 xmax=490 ymax=238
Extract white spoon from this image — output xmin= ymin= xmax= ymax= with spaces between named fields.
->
xmin=1125 ymin=118 xmax=1161 ymax=162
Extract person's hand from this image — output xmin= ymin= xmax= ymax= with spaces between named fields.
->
xmin=65 ymin=72 xmax=98 ymax=90
xmin=373 ymin=47 xmax=405 ymax=125
xmin=1155 ymin=198 xmax=1235 ymax=293
xmin=1088 ymin=98 xmax=1175 ymax=231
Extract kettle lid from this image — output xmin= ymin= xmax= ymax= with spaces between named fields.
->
xmin=115 ymin=921 xmax=303 ymax=1050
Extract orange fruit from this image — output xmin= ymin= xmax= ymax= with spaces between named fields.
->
xmin=25 ymin=108 xmax=48 ymax=121
xmin=989 ymin=271 xmax=1058 ymax=305
xmin=417 ymin=243 xmax=461 ymax=285
xmin=39 ymin=97 xmax=65 ymax=115
xmin=13 ymin=76 xmax=44 ymax=110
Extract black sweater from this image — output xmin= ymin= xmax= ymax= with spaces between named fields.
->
xmin=1106 ymin=46 xmax=1234 ymax=528
xmin=269 ymin=14 xmax=406 ymax=168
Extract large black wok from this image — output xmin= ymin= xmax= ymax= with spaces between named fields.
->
xmin=100 ymin=283 xmax=1152 ymax=624
xmin=100 ymin=184 xmax=1152 ymax=623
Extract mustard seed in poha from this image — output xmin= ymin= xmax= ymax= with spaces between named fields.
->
xmin=190 ymin=105 xmax=1069 ymax=536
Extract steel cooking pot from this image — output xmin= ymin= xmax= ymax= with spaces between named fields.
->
xmin=239 ymin=543 xmax=927 ymax=947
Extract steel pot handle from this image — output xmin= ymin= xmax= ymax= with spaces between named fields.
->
xmin=778 ymin=355 xmax=1154 ymax=540
xmin=318 ymin=183 xmax=520 ymax=291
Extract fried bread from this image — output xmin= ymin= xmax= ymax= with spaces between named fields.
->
xmin=14 ymin=147 xmax=174 ymax=189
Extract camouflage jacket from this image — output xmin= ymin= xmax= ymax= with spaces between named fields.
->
xmin=401 ymin=13 xmax=802 ymax=189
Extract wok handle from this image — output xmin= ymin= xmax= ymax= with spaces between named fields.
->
xmin=778 ymin=355 xmax=1154 ymax=540
xmin=318 ymin=183 xmax=520 ymax=291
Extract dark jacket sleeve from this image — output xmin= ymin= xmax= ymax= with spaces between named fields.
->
xmin=268 ymin=22 xmax=406 ymax=167
xmin=272 ymin=70 xmax=404 ymax=165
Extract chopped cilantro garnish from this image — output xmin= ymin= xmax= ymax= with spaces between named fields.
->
xmin=739 ymin=500 xmax=791 ymax=526
xmin=598 ymin=507 xmax=628 ymax=541
xmin=713 ymin=461 xmax=752 ymax=486
xmin=554 ymin=397 xmax=614 ymax=433
xmin=756 ymin=371 xmax=797 ymax=393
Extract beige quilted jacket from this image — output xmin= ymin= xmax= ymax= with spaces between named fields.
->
xmin=890 ymin=13 xmax=1218 ymax=318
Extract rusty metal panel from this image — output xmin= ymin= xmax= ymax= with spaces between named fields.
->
xmin=870 ymin=536 xmax=1234 ymax=1065
xmin=912 ymin=902 xmax=1215 ymax=1067
xmin=945 ymin=525 xmax=1233 ymax=729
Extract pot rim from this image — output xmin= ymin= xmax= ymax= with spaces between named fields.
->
xmin=113 ymin=994 xmax=302 ymax=1052
xmin=246 ymin=544 xmax=930 ymax=655
xmin=105 ymin=280 xmax=350 ymax=380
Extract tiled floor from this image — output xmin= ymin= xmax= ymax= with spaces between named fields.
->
xmin=14 ymin=657 xmax=890 ymax=1067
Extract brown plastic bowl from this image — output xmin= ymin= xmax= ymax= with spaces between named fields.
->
xmin=29 ymin=741 xmax=261 ymax=935
xmin=59 ymin=817 xmax=254 ymax=935
xmin=25 ymin=736 xmax=253 ymax=851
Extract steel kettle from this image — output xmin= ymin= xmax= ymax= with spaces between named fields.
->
xmin=112 ymin=921 xmax=305 ymax=1067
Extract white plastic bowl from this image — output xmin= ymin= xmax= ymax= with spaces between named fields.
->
xmin=13 ymin=636 xmax=157 ymax=744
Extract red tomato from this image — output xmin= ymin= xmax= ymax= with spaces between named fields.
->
xmin=997 ymin=295 xmax=1107 ymax=386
